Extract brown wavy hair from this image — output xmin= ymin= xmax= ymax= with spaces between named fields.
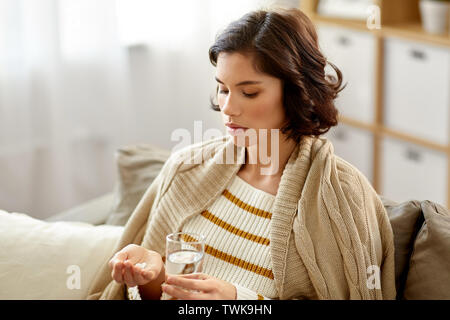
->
xmin=208 ymin=8 xmax=346 ymax=144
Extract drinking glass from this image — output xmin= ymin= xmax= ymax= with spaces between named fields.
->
xmin=163 ymin=231 xmax=205 ymax=299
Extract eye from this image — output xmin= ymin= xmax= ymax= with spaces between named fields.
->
xmin=243 ymin=92 xmax=258 ymax=98
xmin=218 ymin=89 xmax=258 ymax=98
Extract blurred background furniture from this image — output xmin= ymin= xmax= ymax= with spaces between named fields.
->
xmin=1 ymin=0 xmax=448 ymax=223
xmin=300 ymin=0 xmax=450 ymax=208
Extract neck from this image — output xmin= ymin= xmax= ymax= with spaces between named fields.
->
xmin=241 ymin=133 xmax=297 ymax=179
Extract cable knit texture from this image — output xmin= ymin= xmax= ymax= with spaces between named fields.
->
xmin=87 ymin=134 xmax=396 ymax=300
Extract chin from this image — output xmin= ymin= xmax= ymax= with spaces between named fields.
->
xmin=231 ymin=136 xmax=247 ymax=148
xmin=229 ymin=134 xmax=257 ymax=148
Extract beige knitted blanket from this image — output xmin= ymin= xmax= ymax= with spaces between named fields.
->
xmin=87 ymin=135 xmax=396 ymax=300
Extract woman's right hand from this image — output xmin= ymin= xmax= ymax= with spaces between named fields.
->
xmin=109 ymin=244 xmax=164 ymax=288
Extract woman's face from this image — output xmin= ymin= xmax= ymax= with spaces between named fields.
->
xmin=215 ymin=52 xmax=286 ymax=147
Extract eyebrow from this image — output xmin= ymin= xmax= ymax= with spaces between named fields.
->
xmin=215 ymin=76 xmax=262 ymax=87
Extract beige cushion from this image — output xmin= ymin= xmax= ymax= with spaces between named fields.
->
xmin=45 ymin=192 xmax=115 ymax=225
xmin=0 ymin=210 xmax=123 ymax=299
xmin=403 ymin=201 xmax=450 ymax=299
xmin=106 ymin=144 xmax=171 ymax=226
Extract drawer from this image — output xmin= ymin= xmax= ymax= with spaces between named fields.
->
xmin=317 ymin=25 xmax=376 ymax=124
xmin=325 ymin=124 xmax=374 ymax=183
xmin=381 ymin=137 xmax=447 ymax=207
xmin=384 ymin=37 xmax=450 ymax=145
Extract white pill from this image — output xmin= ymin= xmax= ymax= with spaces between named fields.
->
xmin=134 ymin=262 xmax=146 ymax=269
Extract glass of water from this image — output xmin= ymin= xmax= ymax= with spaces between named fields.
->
xmin=163 ymin=232 xmax=205 ymax=299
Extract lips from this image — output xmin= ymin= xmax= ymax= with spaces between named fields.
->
xmin=226 ymin=123 xmax=248 ymax=129
xmin=226 ymin=123 xmax=248 ymax=135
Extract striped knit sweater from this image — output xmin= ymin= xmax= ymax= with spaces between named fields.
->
xmin=181 ymin=174 xmax=277 ymax=300
xmin=128 ymin=174 xmax=277 ymax=300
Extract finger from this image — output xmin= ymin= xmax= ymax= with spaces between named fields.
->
xmin=162 ymin=284 xmax=206 ymax=300
xmin=123 ymin=261 xmax=137 ymax=287
xmin=113 ymin=250 xmax=128 ymax=262
xmin=166 ymin=273 xmax=209 ymax=284
xmin=132 ymin=261 xmax=158 ymax=282
xmin=141 ymin=266 xmax=157 ymax=282
xmin=132 ymin=265 xmax=153 ymax=285
xmin=109 ymin=250 xmax=128 ymax=268
xmin=133 ymin=270 xmax=148 ymax=285
xmin=165 ymin=275 xmax=211 ymax=292
xmin=123 ymin=256 xmax=140 ymax=265
xmin=125 ymin=261 xmax=146 ymax=285
xmin=112 ymin=260 xmax=125 ymax=283
xmin=120 ymin=261 xmax=152 ymax=285
xmin=172 ymin=273 xmax=209 ymax=280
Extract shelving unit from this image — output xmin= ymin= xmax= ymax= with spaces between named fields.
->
xmin=299 ymin=0 xmax=450 ymax=207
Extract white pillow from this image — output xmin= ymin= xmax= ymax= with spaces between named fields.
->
xmin=0 ymin=210 xmax=123 ymax=299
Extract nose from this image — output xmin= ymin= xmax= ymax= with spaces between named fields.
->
xmin=221 ymin=94 xmax=241 ymax=117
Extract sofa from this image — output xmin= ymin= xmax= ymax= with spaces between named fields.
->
xmin=0 ymin=143 xmax=449 ymax=300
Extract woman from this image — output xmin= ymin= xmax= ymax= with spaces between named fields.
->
xmin=87 ymin=7 xmax=396 ymax=300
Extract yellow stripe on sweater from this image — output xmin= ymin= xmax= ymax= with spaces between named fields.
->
xmin=181 ymin=233 xmax=274 ymax=280
xmin=222 ymin=189 xmax=272 ymax=220
xmin=200 ymin=210 xmax=270 ymax=246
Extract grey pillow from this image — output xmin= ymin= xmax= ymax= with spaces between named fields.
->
xmin=106 ymin=144 xmax=171 ymax=226
xmin=403 ymin=201 xmax=450 ymax=299
xmin=381 ymin=196 xmax=450 ymax=300
xmin=380 ymin=196 xmax=424 ymax=299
